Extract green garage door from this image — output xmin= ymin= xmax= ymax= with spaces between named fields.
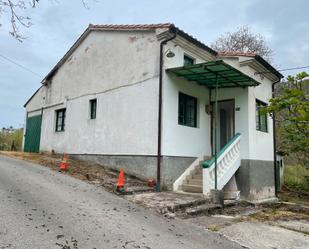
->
xmin=24 ymin=114 xmax=42 ymax=153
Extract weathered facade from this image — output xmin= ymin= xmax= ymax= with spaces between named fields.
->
xmin=24 ymin=24 xmax=282 ymax=201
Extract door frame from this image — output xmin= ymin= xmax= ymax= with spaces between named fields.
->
xmin=210 ymin=98 xmax=235 ymax=156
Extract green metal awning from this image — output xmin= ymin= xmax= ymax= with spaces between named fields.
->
xmin=166 ymin=60 xmax=260 ymax=88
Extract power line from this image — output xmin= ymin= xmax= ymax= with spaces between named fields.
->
xmin=0 ymin=53 xmax=42 ymax=78
xmin=278 ymin=65 xmax=309 ymax=72
xmin=255 ymin=65 xmax=309 ymax=75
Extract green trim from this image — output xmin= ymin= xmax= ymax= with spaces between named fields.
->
xmin=55 ymin=108 xmax=66 ymax=132
xmin=203 ymin=133 xmax=241 ymax=168
xmin=166 ymin=60 xmax=260 ymax=88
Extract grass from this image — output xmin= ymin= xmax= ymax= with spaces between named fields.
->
xmin=208 ymin=224 xmax=221 ymax=232
xmin=284 ymin=164 xmax=309 ymax=193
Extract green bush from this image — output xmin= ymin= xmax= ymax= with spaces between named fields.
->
xmin=0 ymin=128 xmax=23 ymax=151
xmin=284 ymin=164 xmax=309 ymax=193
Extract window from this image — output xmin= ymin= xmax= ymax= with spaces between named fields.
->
xmin=184 ymin=55 xmax=194 ymax=66
xmin=256 ymin=99 xmax=268 ymax=132
xmin=90 ymin=99 xmax=97 ymax=119
xmin=55 ymin=108 xmax=66 ymax=132
xmin=178 ymin=92 xmax=197 ymax=127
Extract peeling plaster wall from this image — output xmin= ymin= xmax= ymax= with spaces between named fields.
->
xmin=40 ymin=77 xmax=159 ymax=154
xmin=37 ymin=30 xmax=161 ymax=155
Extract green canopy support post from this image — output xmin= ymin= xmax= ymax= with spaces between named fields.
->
xmin=214 ymin=73 xmax=218 ymax=190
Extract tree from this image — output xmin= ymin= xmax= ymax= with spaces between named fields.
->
xmin=263 ymin=72 xmax=309 ymax=166
xmin=0 ymin=126 xmax=23 ymax=151
xmin=0 ymin=0 xmax=90 ymax=41
xmin=211 ymin=26 xmax=273 ymax=62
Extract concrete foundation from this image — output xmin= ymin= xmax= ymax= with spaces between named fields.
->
xmin=235 ymin=159 xmax=275 ymax=201
xmin=70 ymin=154 xmax=195 ymax=190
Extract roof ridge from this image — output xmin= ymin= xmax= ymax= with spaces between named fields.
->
xmin=89 ymin=23 xmax=174 ymax=29
xmin=218 ymin=51 xmax=257 ymax=57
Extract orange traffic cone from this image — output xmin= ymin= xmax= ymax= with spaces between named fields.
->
xmin=59 ymin=153 xmax=69 ymax=171
xmin=116 ymin=168 xmax=125 ymax=192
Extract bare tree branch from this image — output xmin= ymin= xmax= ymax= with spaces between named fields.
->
xmin=0 ymin=0 xmax=92 ymax=42
xmin=211 ymin=26 xmax=273 ymax=62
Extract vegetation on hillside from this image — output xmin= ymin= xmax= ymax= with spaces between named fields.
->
xmin=0 ymin=127 xmax=23 ymax=151
xmin=264 ymin=72 xmax=309 ymax=167
xmin=284 ymin=164 xmax=309 ymax=193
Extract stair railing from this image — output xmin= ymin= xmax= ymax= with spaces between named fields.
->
xmin=202 ymin=133 xmax=241 ymax=196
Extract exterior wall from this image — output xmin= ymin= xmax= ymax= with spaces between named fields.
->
xmin=222 ymin=57 xmax=275 ymax=161
xmin=248 ymin=80 xmax=274 ymax=161
xmin=70 ymin=154 xmax=195 ymax=189
xmin=35 ymin=30 xmax=161 ymax=156
xmin=236 ymin=159 xmax=275 ymax=201
xmin=40 ymin=78 xmax=159 ymax=155
xmin=161 ymin=40 xmax=215 ymax=158
xmin=25 ymin=86 xmax=45 ymax=113
xmin=222 ymin=57 xmax=276 ymax=201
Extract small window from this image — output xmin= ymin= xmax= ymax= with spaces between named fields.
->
xmin=256 ymin=99 xmax=268 ymax=132
xmin=178 ymin=92 xmax=197 ymax=127
xmin=90 ymin=99 xmax=97 ymax=119
xmin=55 ymin=108 xmax=66 ymax=132
xmin=184 ymin=55 xmax=194 ymax=66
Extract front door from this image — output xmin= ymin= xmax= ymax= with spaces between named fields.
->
xmin=212 ymin=99 xmax=235 ymax=153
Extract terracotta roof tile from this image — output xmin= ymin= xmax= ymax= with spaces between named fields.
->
xmin=218 ymin=51 xmax=257 ymax=57
xmin=89 ymin=23 xmax=173 ymax=30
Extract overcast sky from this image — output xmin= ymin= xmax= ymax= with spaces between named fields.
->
xmin=0 ymin=0 xmax=308 ymax=128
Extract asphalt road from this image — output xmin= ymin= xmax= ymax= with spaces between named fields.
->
xmin=0 ymin=155 xmax=243 ymax=249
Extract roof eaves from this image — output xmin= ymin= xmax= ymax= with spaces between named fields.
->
xmin=254 ymin=54 xmax=283 ymax=79
xmin=218 ymin=51 xmax=283 ymax=80
xmin=41 ymin=26 xmax=91 ymax=84
xmin=24 ymin=85 xmax=43 ymax=108
xmin=172 ymin=26 xmax=217 ymax=56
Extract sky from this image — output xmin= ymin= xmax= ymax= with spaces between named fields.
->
xmin=0 ymin=0 xmax=308 ymax=128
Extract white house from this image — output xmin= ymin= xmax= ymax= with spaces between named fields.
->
xmin=23 ymin=23 xmax=283 ymax=201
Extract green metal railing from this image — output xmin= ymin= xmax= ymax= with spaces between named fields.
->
xmin=203 ymin=133 xmax=241 ymax=169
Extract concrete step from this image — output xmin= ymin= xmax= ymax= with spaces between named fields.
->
xmin=195 ymin=166 xmax=203 ymax=174
xmin=185 ymin=172 xmax=202 ymax=181
xmin=182 ymin=183 xmax=203 ymax=193
xmin=192 ymin=173 xmax=202 ymax=179
xmin=187 ymin=178 xmax=203 ymax=185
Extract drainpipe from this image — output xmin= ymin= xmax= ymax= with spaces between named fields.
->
xmin=272 ymin=79 xmax=280 ymax=196
xmin=156 ymin=28 xmax=177 ymax=191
